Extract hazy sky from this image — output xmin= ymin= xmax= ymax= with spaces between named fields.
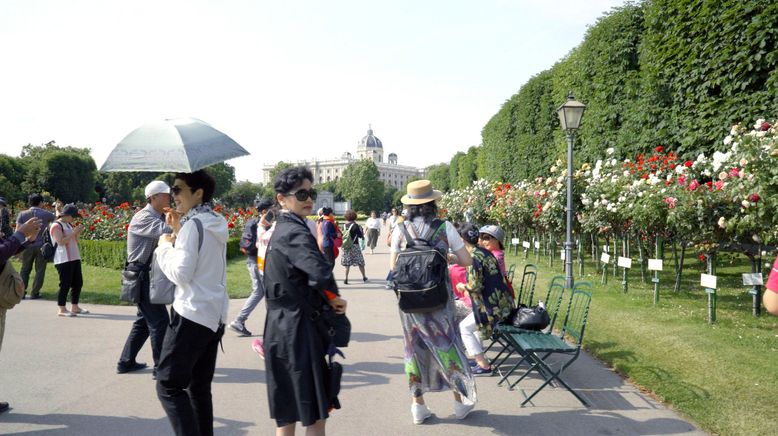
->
xmin=0 ymin=0 xmax=626 ymax=182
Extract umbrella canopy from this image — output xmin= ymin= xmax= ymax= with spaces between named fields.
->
xmin=100 ymin=118 xmax=250 ymax=172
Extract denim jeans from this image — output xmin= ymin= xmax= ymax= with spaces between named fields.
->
xmin=235 ymin=260 xmax=265 ymax=324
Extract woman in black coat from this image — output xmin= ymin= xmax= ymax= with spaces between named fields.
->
xmin=263 ymin=166 xmax=347 ymax=436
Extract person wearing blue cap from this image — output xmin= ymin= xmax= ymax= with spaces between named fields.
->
xmin=228 ymin=197 xmax=274 ymax=337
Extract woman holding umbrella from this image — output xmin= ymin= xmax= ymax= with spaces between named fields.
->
xmin=263 ymin=166 xmax=347 ymax=436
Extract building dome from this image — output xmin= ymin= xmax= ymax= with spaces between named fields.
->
xmin=358 ymin=126 xmax=383 ymax=149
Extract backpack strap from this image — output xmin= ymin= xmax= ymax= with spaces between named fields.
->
xmin=398 ymin=221 xmax=415 ymax=247
xmin=422 ymin=219 xmax=445 ymax=242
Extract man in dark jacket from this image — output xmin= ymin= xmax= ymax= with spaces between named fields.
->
xmin=228 ymin=198 xmax=274 ymax=336
xmin=15 ymin=194 xmax=56 ymax=299
xmin=0 ymin=215 xmax=41 ymax=413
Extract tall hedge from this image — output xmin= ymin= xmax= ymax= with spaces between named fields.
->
xmin=474 ymin=0 xmax=778 ymax=182
xmin=80 ymin=238 xmax=244 ymax=270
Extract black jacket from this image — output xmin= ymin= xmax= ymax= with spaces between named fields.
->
xmin=262 ymin=211 xmax=340 ymax=426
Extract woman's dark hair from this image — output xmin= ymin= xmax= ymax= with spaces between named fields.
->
xmin=344 ymin=209 xmax=357 ymax=221
xmin=274 ymin=166 xmax=313 ymax=195
xmin=407 ymin=201 xmax=438 ymax=223
xmin=175 ymin=169 xmax=216 ymax=203
xmin=458 ymin=222 xmax=479 ymax=245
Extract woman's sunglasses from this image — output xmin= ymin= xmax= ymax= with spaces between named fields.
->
xmin=170 ymin=185 xmax=191 ymax=195
xmin=285 ymin=188 xmax=317 ymax=202
xmin=479 ymin=234 xmax=494 ymax=241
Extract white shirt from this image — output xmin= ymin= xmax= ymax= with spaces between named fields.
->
xmin=51 ymin=220 xmax=81 ymax=265
xmin=155 ymin=211 xmax=230 ymax=332
xmin=366 ymin=217 xmax=382 ymax=230
xmin=390 ymin=217 xmax=464 ymax=253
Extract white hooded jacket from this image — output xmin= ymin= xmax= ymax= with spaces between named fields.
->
xmin=155 ymin=210 xmax=229 ymax=332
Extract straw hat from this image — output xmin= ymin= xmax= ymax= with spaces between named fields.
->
xmin=400 ymin=180 xmax=442 ymax=205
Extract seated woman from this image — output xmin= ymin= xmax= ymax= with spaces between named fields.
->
xmin=456 ymin=223 xmax=514 ymax=376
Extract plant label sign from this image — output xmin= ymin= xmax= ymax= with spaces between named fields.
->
xmin=700 ymin=274 xmax=717 ymax=289
xmin=522 ymin=241 xmax=530 ymax=248
xmin=560 ymin=251 xmax=566 ymax=261
xmin=648 ymin=259 xmax=663 ymax=271
xmin=601 ymin=253 xmax=611 ymax=263
xmin=742 ymin=273 xmax=763 ymax=286
xmin=617 ymin=257 xmax=632 ymax=269
xmin=534 ymin=241 xmax=540 ymax=249
xmin=511 ymin=238 xmax=520 ymax=245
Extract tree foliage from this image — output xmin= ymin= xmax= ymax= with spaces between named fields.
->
xmin=426 ymin=163 xmax=451 ymax=192
xmin=463 ymin=1 xmax=778 ymax=183
xmin=221 ymin=181 xmax=270 ymax=208
xmin=337 ymin=160 xmax=384 ymax=213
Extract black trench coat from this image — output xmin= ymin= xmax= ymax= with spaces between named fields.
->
xmin=263 ymin=211 xmax=339 ymax=427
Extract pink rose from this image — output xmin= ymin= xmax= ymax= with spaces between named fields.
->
xmin=714 ymin=180 xmax=724 ymax=190
xmin=761 ymin=122 xmax=771 ymax=131
xmin=677 ymin=175 xmax=686 ymax=185
xmin=688 ymin=180 xmax=700 ymax=191
xmin=749 ymin=193 xmax=760 ymax=203
xmin=729 ymin=167 xmax=740 ymax=178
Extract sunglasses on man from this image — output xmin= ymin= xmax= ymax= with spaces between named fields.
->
xmin=285 ymin=188 xmax=317 ymax=202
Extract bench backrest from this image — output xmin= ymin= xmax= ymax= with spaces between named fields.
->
xmin=557 ymin=282 xmax=593 ymax=348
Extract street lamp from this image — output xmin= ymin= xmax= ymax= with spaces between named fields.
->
xmin=557 ymin=92 xmax=586 ymax=289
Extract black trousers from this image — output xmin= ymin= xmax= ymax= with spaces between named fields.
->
xmin=118 ymin=275 xmax=170 ymax=369
xmin=20 ymin=246 xmax=47 ymax=297
xmin=55 ymin=260 xmax=82 ymax=306
xmin=156 ymin=309 xmax=224 ymax=436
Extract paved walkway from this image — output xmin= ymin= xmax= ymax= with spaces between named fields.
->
xmin=0 ymin=224 xmax=703 ymax=435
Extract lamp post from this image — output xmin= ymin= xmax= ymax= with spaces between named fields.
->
xmin=557 ymin=93 xmax=586 ymax=289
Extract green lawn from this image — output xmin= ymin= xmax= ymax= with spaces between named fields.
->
xmin=505 ymin=249 xmax=778 ymax=436
xmin=10 ymin=257 xmax=256 ymax=306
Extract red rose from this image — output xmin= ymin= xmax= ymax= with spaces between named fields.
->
xmin=706 ymin=181 xmax=713 ymax=189
xmin=699 ymin=254 xmax=706 ymax=262
xmin=749 ymin=193 xmax=760 ymax=202
xmin=761 ymin=122 xmax=771 ymax=131
xmin=227 ymin=222 xmax=235 ymax=229
xmin=684 ymin=160 xmax=693 ymax=168
xmin=655 ymin=146 xmax=664 ymax=153
xmin=89 ymin=225 xmax=95 ymax=231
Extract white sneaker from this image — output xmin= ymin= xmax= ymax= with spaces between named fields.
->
xmin=411 ymin=403 xmax=432 ymax=424
xmin=454 ymin=399 xmax=475 ymax=420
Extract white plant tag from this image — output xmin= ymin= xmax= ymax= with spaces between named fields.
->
xmin=617 ymin=257 xmax=632 ymax=269
xmin=742 ymin=273 xmax=763 ymax=286
xmin=522 ymin=241 xmax=530 ymax=248
xmin=601 ymin=253 xmax=610 ymax=263
xmin=648 ymin=259 xmax=663 ymax=271
xmin=511 ymin=238 xmax=520 ymax=245
xmin=700 ymin=274 xmax=717 ymax=289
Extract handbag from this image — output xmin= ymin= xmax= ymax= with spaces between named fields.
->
xmin=508 ymin=304 xmax=550 ymax=331
xmin=40 ymin=222 xmax=61 ymax=262
xmin=0 ymin=261 xmax=24 ymax=310
xmin=120 ymin=261 xmax=148 ymax=304
xmin=150 ymin=218 xmax=203 ymax=305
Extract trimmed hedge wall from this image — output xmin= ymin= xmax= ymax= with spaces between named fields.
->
xmin=455 ymin=0 xmax=778 ymax=185
xmin=80 ymin=237 xmax=243 ymax=270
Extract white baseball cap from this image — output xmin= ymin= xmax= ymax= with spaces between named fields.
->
xmin=145 ymin=180 xmax=170 ymax=198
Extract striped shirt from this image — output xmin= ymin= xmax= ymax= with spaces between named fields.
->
xmin=127 ymin=203 xmax=170 ymax=265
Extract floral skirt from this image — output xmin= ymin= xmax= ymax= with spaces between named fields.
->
xmin=340 ymin=244 xmax=365 ymax=267
xmin=400 ymin=299 xmax=476 ymax=402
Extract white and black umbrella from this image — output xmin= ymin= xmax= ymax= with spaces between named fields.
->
xmin=100 ymin=118 xmax=249 ymax=172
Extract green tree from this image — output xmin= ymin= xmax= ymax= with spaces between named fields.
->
xmin=0 ymin=154 xmax=27 ymax=204
xmin=426 ymin=163 xmax=450 ymax=192
xmin=206 ymin=162 xmax=236 ymax=199
xmin=41 ymin=151 xmax=98 ymax=203
xmin=337 ymin=160 xmax=384 ymax=213
xmin=97 ymin=172 xmax=165 ymax=203
xmin=383 ymin=184 xmax=398 ymax=211
xmin=221 ymin=181 xmax=269 ymax=208
xmin=315 ymin=180 xmax=344 ymax=201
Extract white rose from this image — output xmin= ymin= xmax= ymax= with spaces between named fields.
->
xmin=606 ymin=147 xmax=615 ymax=155
xmin=723 ymin=136 xmax=732 ymax=145
xmin=740 ymin=158 xmax=748 ymax=166
xmin=742 ymin=200 xmax=750 ymax=208
xmin=718 ymin=217 xmax=726 ymax=229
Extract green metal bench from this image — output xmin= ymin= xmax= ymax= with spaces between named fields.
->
xmin=500 ymin=282 xmax=593 ymax=407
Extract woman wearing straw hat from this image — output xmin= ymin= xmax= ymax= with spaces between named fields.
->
xmin=389 ymin=180 xmax=476 ymax=424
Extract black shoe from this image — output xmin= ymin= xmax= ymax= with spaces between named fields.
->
xmin=116 ymin=362 xmax=148 ymax=374
xmin=228 ymin=321 xmax=252 ymax=337
xmin=0 ymin=401 xmax=8 ymax=414
xmin=28 ymin=294 xmax=42 ymax=300
xmin=344 ymin=279 xmax=348 ymax=285
xmin=363 ymin=276 xmax=368 ymax=282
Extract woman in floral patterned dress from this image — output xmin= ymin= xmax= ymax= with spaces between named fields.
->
xmin=389 ymin=180 xmax=476 ymax=424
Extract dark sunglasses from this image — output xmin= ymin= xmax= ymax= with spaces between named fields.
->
xmin=285 ymin=188 xmax=317 ymax=202
xmin=479 ymin=234 xmax=494 ymax=240
xmin=171 ymin=185 xmax=192 ymax=196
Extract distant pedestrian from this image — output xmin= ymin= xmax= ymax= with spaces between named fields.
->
xmin=341 ymin=209 xmax=367 ymax=284
xmin=15 ymin=194 xmax=56 ymax=299
xmin=116 ymin=181 xmax=172 ymax=377
xmin=0 ymin=215 xmax=41 ymax=414
xmin=228 ymin=198 xmax=275 ymax=337
xmin=51 ymin=204 xmax=88 ymax=317
xmin=364 ymin=210 xmax=381 ymax=254
xmin=154 ymin=170 xmax=229 ymax=436
xmin=316 ymin=206 xmax=337 ymax=268
xmin=263 ymin=166 xmax=347 ymax=434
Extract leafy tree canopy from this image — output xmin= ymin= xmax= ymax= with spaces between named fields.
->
xmin=337 ymin=160 xmax=385 ymax=213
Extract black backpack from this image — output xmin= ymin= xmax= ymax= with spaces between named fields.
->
xmin=40 ymin=222 xmax=60 ymax=262
xmin=392 ymin=219 xmax=449 ymax=313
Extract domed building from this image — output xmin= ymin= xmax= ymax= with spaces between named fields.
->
xmin=262 ymin=125 xmax=424 ymax=189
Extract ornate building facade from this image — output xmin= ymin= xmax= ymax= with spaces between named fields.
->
xmin=262 ymin=126 xmax=424 ymax=188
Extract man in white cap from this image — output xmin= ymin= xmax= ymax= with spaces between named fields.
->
xmin=116 ymin=180 xmax=172 ymax=377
